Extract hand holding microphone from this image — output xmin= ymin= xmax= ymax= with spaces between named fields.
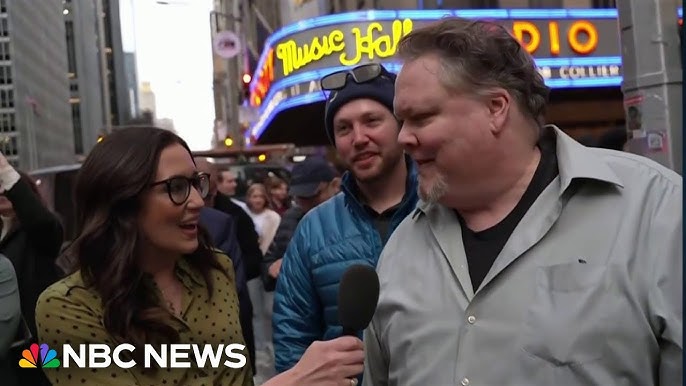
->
xmin=294 ymin=264 xmax=380 ymax=386
xmin=263 ymin=264 xmax=380 ymax=386
xmin=289 ymin=336 xmax=365 ymax=386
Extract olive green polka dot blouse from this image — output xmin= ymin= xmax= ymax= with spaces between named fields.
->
xmin=35 ymin=253 xmax=254 ymax=386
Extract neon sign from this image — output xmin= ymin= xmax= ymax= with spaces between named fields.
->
xmin=540 ymin=64 xmax=620 ymax=79
xmin=513 ymin=20 xmax=599 ymax=55
xmin=250 ymin=16 xmax=621 ymax=109
xmin=275 ymin=19 xmax=603 ymax=78
xmin=246 ymin=7 xmax=682 ymax=142
xmin=250 ymin=49 xmax=274 ymax=107
xmin=276 ymin=19 xmax=414 ymax=76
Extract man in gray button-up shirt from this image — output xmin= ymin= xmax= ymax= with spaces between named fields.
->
xmin=364 ymin=18 xmax=682 ymax=386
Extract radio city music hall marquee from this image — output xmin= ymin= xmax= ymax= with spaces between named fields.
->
xmin=245 ymin=8 xmax=680 ymax=141
xmin=250 ymin=11 xmax=625 ymax=107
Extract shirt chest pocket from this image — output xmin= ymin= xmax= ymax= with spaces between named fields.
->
xmin=521 ymin=262 xmax=630 ymax=366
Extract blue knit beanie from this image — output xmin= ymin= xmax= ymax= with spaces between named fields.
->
xmin=324 ymin=70 xmax=396 ymax=143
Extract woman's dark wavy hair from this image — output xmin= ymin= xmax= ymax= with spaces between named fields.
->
xmin=63 ymin=126 xmax=223 ymax=362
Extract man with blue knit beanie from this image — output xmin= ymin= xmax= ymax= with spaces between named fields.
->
xmin=323 ymin=65 xmax=397 ymax=142
xmin=272 ymin=63 xmax=419 ymax=378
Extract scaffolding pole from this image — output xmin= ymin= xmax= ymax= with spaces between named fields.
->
xmin=617 ymin=0 xmax=682 ymax=174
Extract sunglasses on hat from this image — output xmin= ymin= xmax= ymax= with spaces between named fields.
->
xmin=320 ymin=63 xmax=396 ymax=91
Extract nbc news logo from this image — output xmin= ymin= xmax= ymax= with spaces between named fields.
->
xmin=18 ymin=343 xmax=61 ymax=368
xmin=17 ymin=342 xmax=247 ymax=369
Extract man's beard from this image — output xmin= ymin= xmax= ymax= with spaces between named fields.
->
xmin=352 ymin=150 xmax=403 ymax=183
xmin=419 ymin=172 xmax=448 ymax=203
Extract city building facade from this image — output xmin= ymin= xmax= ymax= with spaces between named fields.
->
xmin=103 ymin=0 xmax=139 ymax=127
xmin=62 ymin=0 xmax=140 ymax=158
xmin=64 ymin=0 xmax=106 ymax=156
xmin=2 ymin=0 xmax=74 ymax=169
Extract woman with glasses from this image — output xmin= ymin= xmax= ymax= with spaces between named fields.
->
xmin=34 ymin=127 xmax=253 ymax=385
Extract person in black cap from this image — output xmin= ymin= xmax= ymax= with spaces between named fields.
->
xmin=261 ymin=156 xmax=340 ymax=292
xmin=271 ymin=63 xmax=419 ymax=377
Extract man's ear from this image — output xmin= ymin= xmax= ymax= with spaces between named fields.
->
xmin=486 ymin=88 xmax=510 ymax=135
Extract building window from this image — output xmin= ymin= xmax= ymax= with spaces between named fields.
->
xmin=0 ymin=0 xmax=6 ymax=14
xmin=0 ymin=18 xmax=7 ymax=38
xmin=0 ymin=89 xmax=12 ymax=108
xmin=0 ymin=65 xmax=11 ymax=85
xmin=0 ymin=42 xmax=10 ymax=61
xmin=0 ymin=112 xmax=15 ymax=133
xmin=71 ymin=102 xmax=83 ymax=154
xmin=65 ymin=21 xmax=77 ymax=76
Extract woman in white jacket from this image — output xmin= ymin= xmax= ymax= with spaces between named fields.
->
xmin=245 ymin=183 xmax=281 ymax=254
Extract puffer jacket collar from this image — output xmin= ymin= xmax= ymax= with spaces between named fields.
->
xmin=340 ymin=154 xmax=418 ymax=217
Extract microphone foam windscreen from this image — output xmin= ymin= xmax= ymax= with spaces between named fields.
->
xmin=338 ymin=264 xmax=380 ymax=332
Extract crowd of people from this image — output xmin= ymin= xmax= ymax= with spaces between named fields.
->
xmin=0 ymin=16 xmax=681 ymax=386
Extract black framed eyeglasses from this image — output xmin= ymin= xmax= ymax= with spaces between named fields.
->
xmin=320 ymin=63 xmax=395 ymax=91
xmin=150 ymin=172 xmax=211 ymax=205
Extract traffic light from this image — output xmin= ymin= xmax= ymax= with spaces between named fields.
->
xmin=257 ymin=153 xmax=267 ymax=162
xmin=241 ymin=72 xmax=251 ymax=102
xmin=224 ymin=136 xmax=234 ymax=147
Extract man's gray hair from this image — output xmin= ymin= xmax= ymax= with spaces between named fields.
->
xmin=397 ymin=18 xmax=550 ymax=123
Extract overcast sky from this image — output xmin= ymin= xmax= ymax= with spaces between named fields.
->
xmin=120 ymin=0 xmax=216 ymax=151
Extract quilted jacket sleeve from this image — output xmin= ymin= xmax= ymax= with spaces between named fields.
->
xmin=271 ymin=217 xmax=323 ymax=373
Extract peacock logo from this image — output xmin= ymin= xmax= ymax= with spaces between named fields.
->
xmin=18 ymin=343 xmax=61 ymax=368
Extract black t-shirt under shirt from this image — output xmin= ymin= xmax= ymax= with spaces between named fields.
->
xmin=456 ymin=139 xmax=559 ymax=292
xmin=364 ymin=203 xmax=400 ymax=242
xmin=349 ymin=178 xmax=402 ymax=242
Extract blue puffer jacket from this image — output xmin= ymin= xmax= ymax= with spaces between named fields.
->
xmin=272 ymin=156 xmax=419 ymax=373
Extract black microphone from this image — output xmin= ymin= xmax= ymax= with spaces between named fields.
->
xmin=338 ymin=264 xmax=380 ymax=337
